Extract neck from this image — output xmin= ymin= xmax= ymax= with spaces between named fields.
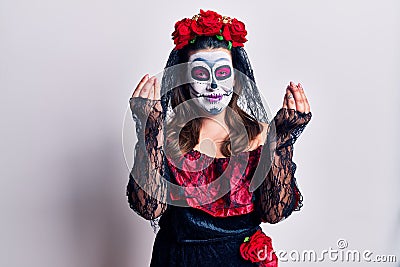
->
xmin=200 ymin=108 xmax=228 ymax=133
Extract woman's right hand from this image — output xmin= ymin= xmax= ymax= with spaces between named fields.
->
xmin=271 ymin=81 xmax=312 ymax=148
xmin=130 ymin=74 xmax=162 ymax=119
xmin=132 ymin=74 xmax=161 ymax=101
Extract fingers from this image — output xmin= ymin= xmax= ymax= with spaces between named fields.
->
xmin=288 ymin=81 xmax=305 ymax=112
xmin=154 ymin=77 xmax=161 ymax=100
xmin=298 ymin=83 xmax=311 ymax=113
xmin=132 ymin=74 xmax=160 ymax=100
xmin=148 ymin=80 xmax=155 ymax=100
xmin=140 ymin=76 xmax=155 ymax=99
xmin=139 ymin=76 xmax=156 ymax=99
xmin=286 ymin=87 xmax=296 ymax=110
xmin=152 ymin=77 xmax=163 ymax=112
xmin=282 ymin=93 xmax=288 ymax=109
xmin=132 ymin=74 xmax=149 ymax=98
xmin=281 ymin=81 xmax=311 ymax=114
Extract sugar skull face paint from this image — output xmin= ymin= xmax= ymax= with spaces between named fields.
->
xmin=187 ymin=50 xmax=234 ymax=115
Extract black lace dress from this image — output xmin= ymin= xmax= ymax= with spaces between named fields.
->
xmin=126 ymin=97 xmax=312 ymax=267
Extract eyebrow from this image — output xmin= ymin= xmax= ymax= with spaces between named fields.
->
xmin=192 ymin=57 xmax=230 ymax=63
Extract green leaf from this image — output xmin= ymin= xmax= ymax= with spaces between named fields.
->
xmin=244 ymin=236 xmax=250 ymax=242
xmin=227 ymin=41 xmax=232 ymax=50
xmin=189 ymin=38 xmax=196 ymax=44
xmin=215 ymin=35 xmax=224 ymax=41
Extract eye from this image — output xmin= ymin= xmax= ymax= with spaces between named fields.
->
xmin=191 ymin=66 xmax=210 ymax=81
xmin=215 ymin=65 xmax=232 ymax=80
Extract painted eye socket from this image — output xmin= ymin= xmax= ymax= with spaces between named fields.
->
xmin=215 ymin=65 xmax=232 ymax=80
xmin=191 ymin=66 xmax=210 ymax=81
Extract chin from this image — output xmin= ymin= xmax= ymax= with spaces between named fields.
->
xmin=206 ymin=108 xmax=223 ymax=115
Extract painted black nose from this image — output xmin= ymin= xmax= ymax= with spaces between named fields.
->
xmin=211 ymin=83 xmax=217 ymax=89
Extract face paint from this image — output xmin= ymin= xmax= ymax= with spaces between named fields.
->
xmin=187 ymin=50 xmax=234 ymax=115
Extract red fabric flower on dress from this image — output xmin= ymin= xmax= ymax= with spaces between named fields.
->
xmin=165 ymin=145 xmax=263 ymax=217
xmin=240 ymin=229 xmax=278 ymax=267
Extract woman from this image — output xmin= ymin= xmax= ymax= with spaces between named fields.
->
xmin=127 ymin=10 xmax=312 ymax=266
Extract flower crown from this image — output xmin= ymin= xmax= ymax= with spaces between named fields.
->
xmin=171 ymin=9 xmax=248 ymax=50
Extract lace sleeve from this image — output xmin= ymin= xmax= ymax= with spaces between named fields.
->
xmin=125 ymin=97 xmax=169 ymax=227
xmin=255 ymin=108 xmax=312 ymax=224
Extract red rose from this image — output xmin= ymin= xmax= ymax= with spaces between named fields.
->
xmin=222 ymin=18 xmax=247 ymax=47
xmin=191 ymin=9 xmax=223 ymax=36
xmin=240 ymin=230 xmax=278 ymax=267
xmin=172 ymin=18 xmax=194 ymax=50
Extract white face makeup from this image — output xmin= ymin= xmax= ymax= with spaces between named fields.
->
xmin=187 ymin=50 xmax=234 ymax=115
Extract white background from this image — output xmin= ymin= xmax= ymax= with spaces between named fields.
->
xmin=1 ymin=0 xmax=399 ymax=266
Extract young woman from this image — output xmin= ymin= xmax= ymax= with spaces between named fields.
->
xmin=127 ymin=10 xmax=312 ymax=266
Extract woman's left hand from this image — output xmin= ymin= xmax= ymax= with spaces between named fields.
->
xmin=282 ymin=81 xmax=311 ymax=114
